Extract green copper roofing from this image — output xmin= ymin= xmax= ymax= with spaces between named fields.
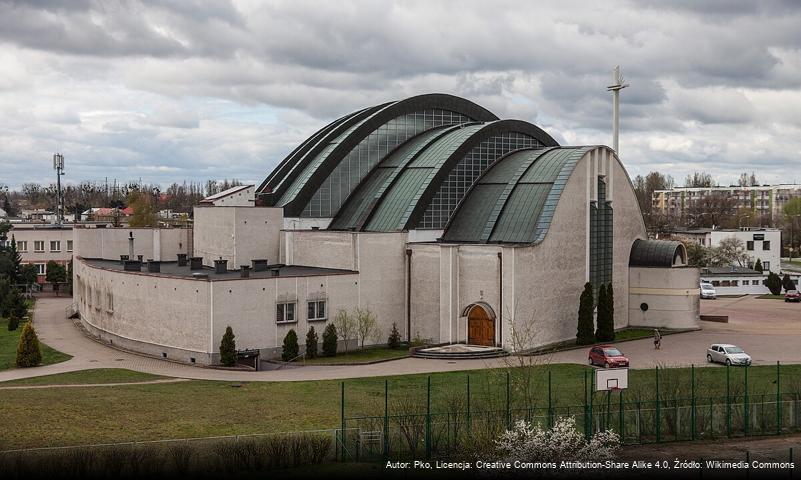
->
xmin=330 ymin=125 xmax=462 ymax=230
xmin=364 ymin=124 xmax=486 ymax=231
xmin=442 ymin=146 xmax=593 ymax=244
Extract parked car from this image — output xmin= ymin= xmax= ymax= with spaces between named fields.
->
xmin=588 ymin=345 xmax=629 ymax=368
xmin=785 ymin=290 xmax=800 ymax=302
xmin=700 ymin=282 xmax=717 ymax=299
xmin=706 ymin=344 xmax=752 ymax=366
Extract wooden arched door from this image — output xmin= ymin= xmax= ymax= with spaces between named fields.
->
xmin=467 ymin=304 xmax=495 ymax=346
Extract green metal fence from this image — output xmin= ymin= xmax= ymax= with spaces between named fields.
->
xmin=336 ymin=363 xmax=801 ymax=461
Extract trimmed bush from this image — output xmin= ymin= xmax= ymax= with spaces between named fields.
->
xmin=753 ymin=258 xmax=763 ymax=273
xmin=282 ymin=329 xmax=299 ymax=361
xmin=595 ymin=284 xmax=615 ymax=342
xmin=576 ymin=282 xmax=595 ymax=345
xmin=305 ymin=326 xmax=318 ymax=359
xmin=219 ymin=326 xmax=236 ymax=367
xmin=764 ymin=272 xmax=782 ymax=295
xmin=387 ymin=322 xmax=402 ymax=349
xmin=16 ymin=321 xmax=42 ymax=367
xmin=782 ymin=273 xmax=796 ymax=292
xmin=322 ymin=323 xmax=338 ymax=357
xmin=7 ymin=315 xmax=19 ymax=331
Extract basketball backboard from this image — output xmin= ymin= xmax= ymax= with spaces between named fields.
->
xmin=595 ymin=368 xmax=628 ymax=391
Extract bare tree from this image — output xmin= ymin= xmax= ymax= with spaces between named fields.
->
xmin=354 ymin=306 xmax=377 ymax=348
xmin=334 ymin=309 xmax=356 ymax=353
xmin=710 ymin=236 xmax=750 ymax=268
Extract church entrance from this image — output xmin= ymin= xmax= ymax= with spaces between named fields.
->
xmin=467 ymin=303 xmax=495 ymax=346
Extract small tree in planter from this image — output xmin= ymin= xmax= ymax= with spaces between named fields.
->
xmin=305 ymin=326 xmax=318 ymax=359
xmin=782 ymin=274 xmax=796 ymax=292
xmin=16 ymin=322 xmax=42 ymax=367
xmin=753 ymin=258 xmax=763 ymax=273
xmin=576 ymin=282 xmax=594 ymax=345
xmin=219 ymin=326 xmax=236 ymax=367
xmin=282 ymin=329 xmax=299 ymax=361
xmin=387 ymin=322 xmax=402 ymax=349
xmin=764 ymin=272 xmax=782 ymax=295
xmin=322 ymin=323 xmax=338 ymax=357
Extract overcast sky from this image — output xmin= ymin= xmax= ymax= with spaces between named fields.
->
xmin=1 ymin=0 xmax=800 ymax=190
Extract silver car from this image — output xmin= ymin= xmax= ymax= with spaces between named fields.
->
xmin=707 ymin=344 xmax=752 ymax=366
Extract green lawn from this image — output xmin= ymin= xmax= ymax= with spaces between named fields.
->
xmin=302 ymin=346 xmax=410 ymax=365
xmin=0 ymin=319 xmax=72 ymax=370
xmin=0 ymin=363 xmax=798 ymax=449
xmin=0 ymin=368 xmax=164 ymax=386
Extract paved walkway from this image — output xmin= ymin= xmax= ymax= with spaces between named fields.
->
xmin=0 ymin=296 xmax=799 ymax=384
xmin=0 ymin=378 xmax=190 ymax=390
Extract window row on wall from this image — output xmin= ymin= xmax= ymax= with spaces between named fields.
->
xmin=276 ymin=300 xmax=327 ymax=324
xmin=0 ymin=240 xmax=73 ymax=253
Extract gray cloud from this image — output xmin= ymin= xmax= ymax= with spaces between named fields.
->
xmin=0 ymin=0 xmax=800 ymax=189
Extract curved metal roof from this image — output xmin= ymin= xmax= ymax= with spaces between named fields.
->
xmin=260 ymin=93 xmax=499 ymax=216
xmin=441 ymin=146 xmax=593 ymax=244
xmin=328 ymin=120 xmax=558 ymax=232
xmin=629 ymin=239 xmax=687 ymax=267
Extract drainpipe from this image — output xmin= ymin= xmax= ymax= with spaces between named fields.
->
xmin=497 ymin=251 xmax=503 ymax=348
xmin=406 ymin=248 xmax=412 ymax=343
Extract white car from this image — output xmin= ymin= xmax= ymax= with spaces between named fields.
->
xmin=700 ymin=282 xmax=717 ymax=299
xmin=707 ymin=344 xmax=752 ymax=366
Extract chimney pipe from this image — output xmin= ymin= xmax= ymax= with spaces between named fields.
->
xmin=128 ymin=231 xmax=134 ymax=260
xmin=120 ymin=254 xmax=129 ymax=265
xmin=214 ymin=257 xmax=228 ymax=274
xmin=177 ymin=253 xmax=187 ymax=266
xmin=240 ymin=265 xmax=251 ymax=278
xmin=147 ymin=260 xmax=161 ymax=273
xmin=190 ymin=257 xmax=203 ymax=270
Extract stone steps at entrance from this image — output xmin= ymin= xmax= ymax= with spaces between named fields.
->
xmin=412 ymin=344 xmax=509 ymax=360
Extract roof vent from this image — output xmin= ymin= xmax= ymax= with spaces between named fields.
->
xmin=252 ymin=259 xmax=269 ymax=272
xmin=177 ymin=253 xmax=187 ymax=267
xmin=147 ymin=260 xmax=161 ymax=273
xmin=214 ymin=258 xmax=228 ymax=275
xmin=240 ymin=265 xmax=251 ymax=278
xmin=270 ymin=268 xmax=280 ymax=277
xmin=190 ymin=257 xmax=203 ymax=270
xmin=120 ymin=254 xmax=129 ymax=265
xmin=123 ymin=260 xmax=142 ymax=272
xmin=192 ymin=272 xmax=209 ymax=279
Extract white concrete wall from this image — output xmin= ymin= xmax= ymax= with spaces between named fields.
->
xmin=284 ymin=230 xmax=408 ymax=343
xmin=193 ymin=207 xmax=283 ymax=269
xmin=75 ymin=257 xmax=212 ymax=363
xmin=9 ymin=226 xmax=73 ymax=280
xmin=629 ymin=267 xmax=700 ymax=329
xmin=709 ymin=230 xmax=781 ymax=273
xmin=74 ymin=227 xmax=188 ymax=261
xmin=74 ymin=256 xmax=360 ymax=364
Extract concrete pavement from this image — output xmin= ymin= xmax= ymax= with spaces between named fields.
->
xmin=1 ymin=295 xmax=800 ymax=383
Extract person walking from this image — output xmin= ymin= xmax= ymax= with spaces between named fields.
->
xmin=653 ymin=328 xmax=662 ymax=350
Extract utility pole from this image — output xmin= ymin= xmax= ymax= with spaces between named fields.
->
xmin=607 ymin=66 xmax=629 ymax=154
xmin=53 ymin=153 xmax=65 ymax=225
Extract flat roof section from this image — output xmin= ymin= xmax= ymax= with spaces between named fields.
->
xmin=81 ymin=258 xmax=358 ymax=281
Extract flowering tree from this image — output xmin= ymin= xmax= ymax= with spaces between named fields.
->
xmin=495 ymin=418 xmax=620 ymax=467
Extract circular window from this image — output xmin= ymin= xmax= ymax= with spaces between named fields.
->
xmin=640 ymin=303 xmax=649 ymax=312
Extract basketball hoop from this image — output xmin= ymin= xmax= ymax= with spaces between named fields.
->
xmin=595 ymin=368 xmax=628 ymax=392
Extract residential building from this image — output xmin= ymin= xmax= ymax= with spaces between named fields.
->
xmin=652 ymin=185 xmax=801 ymax=222
xmin=664 ymin=227 xmax=781 ymax=273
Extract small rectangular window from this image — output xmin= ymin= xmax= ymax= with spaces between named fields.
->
xmin=17 ymin=241 xmax=27 ymax=252
xmin=307 ymin=300 xmax=327 ymax=321
xmin=34 ymin=241 xmax=45 ymax=252
xmin=66 ymin=240 xmax=73 ymax=252
xmin=763 ymin=261 xmax=770 ymax=271
xmin=276 ymin=302 xmax=296 ymax=323
xmin=35 ymin=263 xmax=46 ymax=275
xmin=746 ymin=241 xmax=754 ymax=251
xmin=763 ymin=241 xmax=770 ymax=251
xmin=50 ymin=240 xmax=61 ymax=252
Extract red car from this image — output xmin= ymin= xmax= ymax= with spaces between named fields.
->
xmin=588 ymin=345 xmax=629 ymax=368
xmin=786 ymin=290 xmax=800 ymax=302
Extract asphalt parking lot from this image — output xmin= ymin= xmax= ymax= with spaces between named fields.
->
xmin=546 ymin=295 xmax=801 ymax=368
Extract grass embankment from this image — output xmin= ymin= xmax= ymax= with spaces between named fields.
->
xmin=0 ymin=318 xmax=72 ymax=370
xmin=302 ymin=346 xmax=409 ymax=365
xmin=1 ymin=363 xmax=799 ymax=449
xmin=0 ymin=368 xmax=165 ymax=386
